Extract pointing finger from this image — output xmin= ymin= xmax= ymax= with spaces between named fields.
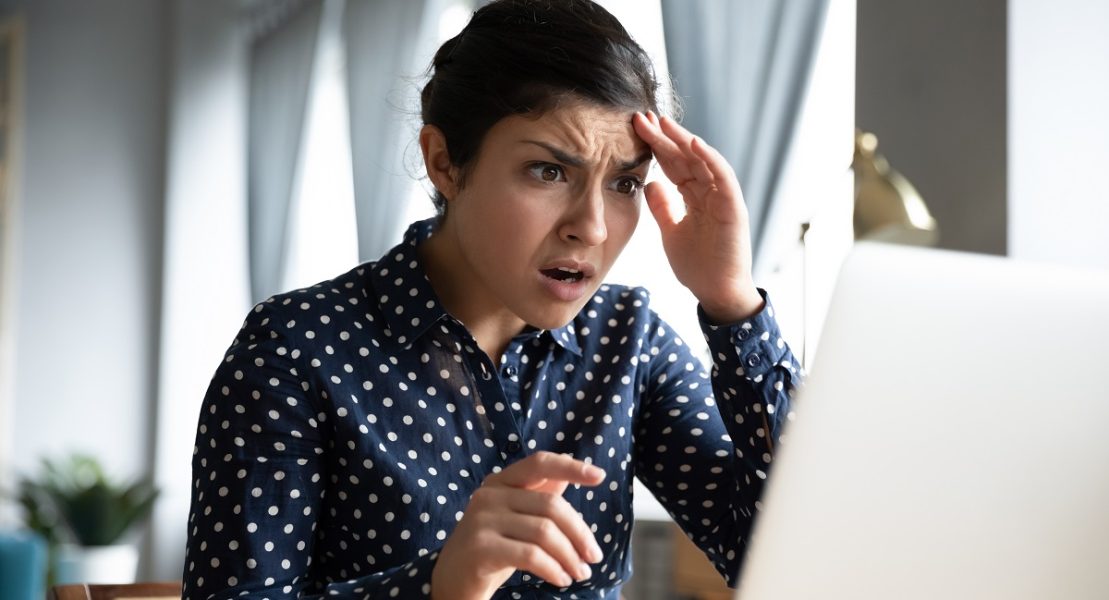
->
xmin=490 ymin=451 xmax=606 ymax=491
xmin=633 ymin=112 xmax=693 ymax=184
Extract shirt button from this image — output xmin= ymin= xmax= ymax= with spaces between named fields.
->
xmin=746 ymin=353 xmax=762 ymax=368
xmin=506 ymin=441 xmax=522 ymax=453
xmin=504 ymin=365 xmax=518 ymax=378
xmin=737 ymin=328 xmax=752 ymax=341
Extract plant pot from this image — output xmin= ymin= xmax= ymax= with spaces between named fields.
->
xmin=54 ymin=543 xmax=139 ymax=585
xmin=0 ymin=530 xmax=48 ymax=600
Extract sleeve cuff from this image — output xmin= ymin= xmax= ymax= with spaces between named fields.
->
xmin=322 ymin=550 xmax=439 ymax=598
xmin=698 ymin=289 xmax=795 ymax=383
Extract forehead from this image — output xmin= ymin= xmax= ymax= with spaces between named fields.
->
xmin=490 ymin=101 xmax=648 ymax=163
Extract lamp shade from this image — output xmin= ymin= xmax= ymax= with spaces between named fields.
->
xmin=852 ymin=130 xmax=938 ymax=245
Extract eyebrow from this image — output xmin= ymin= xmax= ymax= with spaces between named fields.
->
xmin=522 ymin=140 xmax=653 ymax=172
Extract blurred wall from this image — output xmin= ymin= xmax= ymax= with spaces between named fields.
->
xmin=858 ymin=0 xmax=1109 ymax=269
xmin=856 ymin=0 xmax=1008 ymax=256
xmin=5 ymin=0 xmax=166 ymax=485
xmin=1009 ymin=0 xmax=1109 ymax=269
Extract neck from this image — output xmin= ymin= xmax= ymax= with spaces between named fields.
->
xmin=419 ymin=229 xmax=526 ymax=362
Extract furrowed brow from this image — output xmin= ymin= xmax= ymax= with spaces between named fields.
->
xmin=617 ymin=151 xmax=653 ymax=172
xmin=523 ymin=140 xmax=653 ymax=172
xmin=522 ymin=140 xmax=585 ymax=168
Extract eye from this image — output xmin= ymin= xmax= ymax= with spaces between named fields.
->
xmin=528 ymin=163 xmax=566 ymax=183
xmin=612 ymin=176 xmax=645 ymax=197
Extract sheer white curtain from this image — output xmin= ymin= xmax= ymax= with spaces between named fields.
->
xmin=247 ymin=1 xmax=322 ymax=302
xmin=661 ymin=0 xmax=830 ymax=264
xmin=345 ymin=0 xmax=448 ymax=262
xmin=280 ymin=0 xmax=360 ymax=292
xmin=151 ymin=0 xmax=251 ymax=580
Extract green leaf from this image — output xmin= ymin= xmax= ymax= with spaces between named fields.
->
xmin=13 ymin=454 xmax=159 ymax=546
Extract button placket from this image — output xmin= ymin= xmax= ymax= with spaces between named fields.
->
xmin=468 ymin=351 xmax=526 ymax=467
xmin=496 ymin=341 xmax=529 ymax=460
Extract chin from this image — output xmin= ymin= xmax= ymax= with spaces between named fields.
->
xmin=513 ymin=277 xmax=603 ymax=331
xmin=526 ymin=311 xmax=577 ymax=331
xmin=522 ymin=300 xmax=589 ymax=331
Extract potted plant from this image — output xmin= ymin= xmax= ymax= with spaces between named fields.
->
xmin=14 ymin=454 xmax=158 ymax=584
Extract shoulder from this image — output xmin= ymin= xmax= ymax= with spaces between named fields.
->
xmin=237 ymin=262 xmax=378 ymax=341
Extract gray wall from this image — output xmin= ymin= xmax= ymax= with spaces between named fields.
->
xmin=856 ymin=0 xmax=1007 ymax=255
xmin=8 ymin=0 xmax=166 ymax=487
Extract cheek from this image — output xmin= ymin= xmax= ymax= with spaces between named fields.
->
xmin=464 ymin=190 xmax=553 ymax=255
xmin=606 ymin=201 xmax=641 ymax=245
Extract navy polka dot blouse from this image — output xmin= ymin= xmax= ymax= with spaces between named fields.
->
xmin=183 ymin=219 xmax=801 ymax=599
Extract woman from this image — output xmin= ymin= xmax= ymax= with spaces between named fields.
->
xmin=183 ymin=1 xmax=801 ymax=598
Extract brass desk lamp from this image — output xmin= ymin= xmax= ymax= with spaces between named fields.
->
xmin=796 ymin=130 xmax=938 ymax=367
xmin=852 ymin=129 xmax=938 ymax=245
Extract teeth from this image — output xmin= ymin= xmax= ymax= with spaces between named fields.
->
xmin=557 ymin=267 xmax=582 ymax=274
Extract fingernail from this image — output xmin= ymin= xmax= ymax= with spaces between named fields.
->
xmin=589 ymin=542 xmax=604 ymax=563
xmin=559 ymin=572 xmax=574 ymax=587
xmin=577 ymin=562 xmax=592 ymax=581
xmin=581 ymin=463 xmax=607 ymax=476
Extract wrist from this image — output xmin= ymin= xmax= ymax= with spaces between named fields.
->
xmin=432 ymin=577 xmax=492 ymax=600
xmin=431 ymin=558 xmax=496 ymax=600
xmin=700 ymin=285 xmax=764 ymax=324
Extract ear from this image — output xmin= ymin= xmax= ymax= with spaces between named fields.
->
xmin=419 ymin=124 xmax=459 ymax=202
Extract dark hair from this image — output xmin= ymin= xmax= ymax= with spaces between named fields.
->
xmin=420 ymin=0 xmax=663 ymax=214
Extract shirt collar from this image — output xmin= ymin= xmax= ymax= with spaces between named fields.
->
xmin=370 ymin=218 xmax=583 ymax=356
xmin=545 ymin=320 xmax=582 ymax=356
xmin=368 ymin=219 xmax=448 ymax=349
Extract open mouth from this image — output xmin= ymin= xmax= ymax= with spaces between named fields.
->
xmin=540 ymin=267 xmax=586 ymax=283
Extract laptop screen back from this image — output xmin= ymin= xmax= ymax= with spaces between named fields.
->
xmin=736 ymin=243 xmax=1109 ymax=600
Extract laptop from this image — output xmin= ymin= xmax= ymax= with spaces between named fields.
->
xmin=736 ymin=242 xmax=1109 ymax=599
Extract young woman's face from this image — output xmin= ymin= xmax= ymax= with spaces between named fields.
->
xmin=440 ymin=101 xmax=652 ymax=330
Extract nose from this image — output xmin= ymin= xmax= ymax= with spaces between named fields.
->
xmin=559 ymin=185 xmax=607 ymax=246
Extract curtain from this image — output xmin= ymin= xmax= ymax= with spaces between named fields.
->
xmin=152 ymin=0 xmax=252 ymax=579
xmin=661 ymin=0 xmax=829 ymax=262
xmin=344 ymin=0 xmax=440 ymax=262
xmin=247 ymin=1 xmax=322 ymax=303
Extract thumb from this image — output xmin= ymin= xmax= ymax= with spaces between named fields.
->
xmin=644 ymin=181 xmax=681 ymax=235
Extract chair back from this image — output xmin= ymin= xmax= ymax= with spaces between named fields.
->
xmin=48 ymin=582 xmax=181 ymax=600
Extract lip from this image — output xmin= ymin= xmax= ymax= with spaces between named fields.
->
xmin=537 ymin=259 xmax=597 ymax=302
xmin=537 ymin=259 xmax=597 ymax=278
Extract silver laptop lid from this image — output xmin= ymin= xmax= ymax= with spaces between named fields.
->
xmin=737 ymin=243 xmax=1109 ymax=600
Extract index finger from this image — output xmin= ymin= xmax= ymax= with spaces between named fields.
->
xmin=633 ymin=112 xmax=694 ymax=184
xmin=490 ymin=451 xmax=607 ymax=490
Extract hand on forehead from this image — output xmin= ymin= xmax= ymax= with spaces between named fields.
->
xmin=508 ymin=102 xmax=653 ymax=172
